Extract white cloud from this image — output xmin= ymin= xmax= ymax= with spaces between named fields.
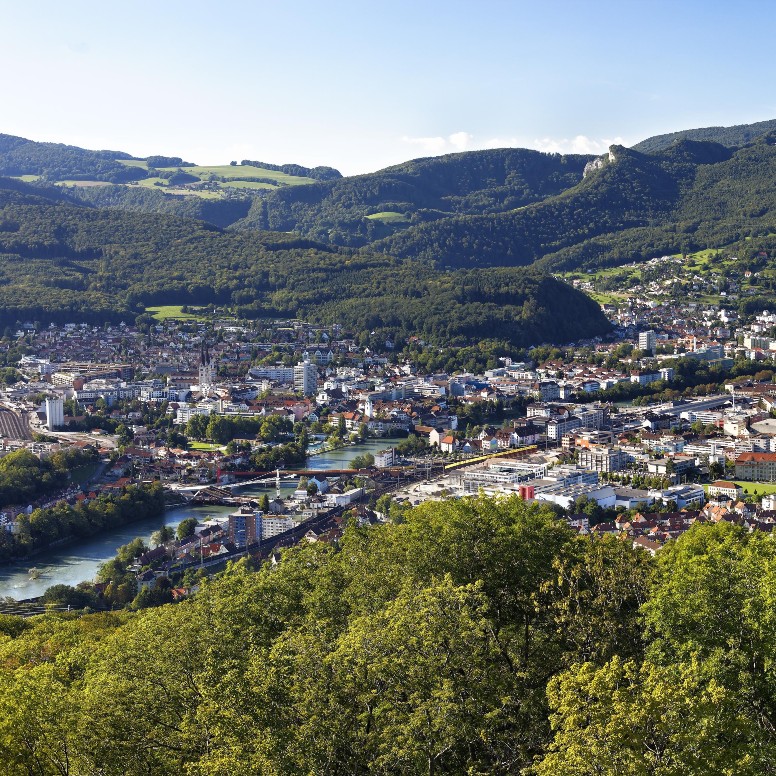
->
xmin=533 ymin=135 xmax=627 ymax=155
xmin=400 ymin=131 xmax=630 ymax=161
xmin=401 ymin=131 xmax=473 ymax=155
xmin=401 ymin=135 xmax=449 ymax=154
xmin=448 ymin=131 xmax=473 ymax=152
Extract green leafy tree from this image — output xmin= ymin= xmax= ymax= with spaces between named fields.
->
xmin=176 ymin=517 xmax=198 ymax=540
xmin=150 ymin=525 xmax=175 ymax=547
xmin=350 ymin=453 xmax=374 ymax=469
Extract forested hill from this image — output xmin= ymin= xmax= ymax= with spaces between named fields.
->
xmin=633 ymin=117 xmax=776 ymax=153
xmin=234 ymin=148 xmax=595 ymax=246
xmin=0 ymin=177 xmax=610 ymax=346
xmin=373 ymin=135 xmax=776 ymax=272
xmin=0 ymin=134 xmax=144 ymax=183
xmin=67 ymin=184 xmax=255 ymax=229
xmin=0 ymin=133 xmax=341 ymax=188
xmin=0 ymin=497 xmax=771 ymax=773
xmin=9 ymin=123 xmax=776 ymax=278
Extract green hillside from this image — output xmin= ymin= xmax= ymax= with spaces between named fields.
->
xmin=9 ymin=121 xmax=776 ymax=304
xmin=0 ymin=177 xmax=610 ymax=347
xmin=235 ymin=148 xmax=594 ymax=246
xmin=0 ymin=135 xmax=342 ymax=207
xmin=370 ymin=136 xmax=776 ymax=272
xmin=633 ymin=117 xmax=776 ymax=153
xmin=151 ymin=163 xmax=317 ymax=187
xmin=0 ymin=134 xmax=143 ymax=183
xmin=9 ymin=120 xmax=776 ymax=278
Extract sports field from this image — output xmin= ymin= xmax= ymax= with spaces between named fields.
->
xmin=146 ymin=305 xmax=205 ymax=321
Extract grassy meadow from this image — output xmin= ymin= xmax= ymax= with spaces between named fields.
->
xmin=146 ymin=305 xmax=207 ymax=321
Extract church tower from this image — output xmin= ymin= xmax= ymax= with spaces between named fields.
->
xmin=198 ymin=342 xmax=215 ymax=393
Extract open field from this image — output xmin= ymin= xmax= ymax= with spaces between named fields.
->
xmin=587 ymin=291 xmax=625 ymax=304
xmin=146 ymin=305 xmax=206 ymax=321
xmin=116 ymin=159 xmax=149 ymax=169
xmin=733 ymin=481 xmax=776 ymax=496
xmin=705 ymin=480 xmax=776 ymax=496
xmin=128 ymin=179 xmax=223 ymax=199
xmin=188 ymin=442 xmax=224 ymax=452
xmin=366 ymin=211 xmax=409 ymax=223
xmin=156 ymin=164 xmax=316 ymax=186
xmin=562 ymin=264 xmax=640 ymax=282
xmin=134 ymin=177 xmax=170 ymax=188
xmin=13 ymin=175 xmax=41 ymax=182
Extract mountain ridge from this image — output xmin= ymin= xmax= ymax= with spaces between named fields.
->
xmin=0 ymin=176 xmax=610 ymax=348
xmin=5 ymin=117 xmax=776 ymax=282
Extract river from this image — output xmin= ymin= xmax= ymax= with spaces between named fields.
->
xmin=0 ymin=437 xmax=401 ymax=600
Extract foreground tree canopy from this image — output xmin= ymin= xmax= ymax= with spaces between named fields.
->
xmin=0 ymin=496 xmax=771 ymax=774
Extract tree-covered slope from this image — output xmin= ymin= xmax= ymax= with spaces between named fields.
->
xmin=370 ymin=136 xmax=776 ymax=272
xmin=633 ymin=117 xmax=776 ymax=153
xmin=0 ymin=178 xmax=610 ymax=346
xmin=67 ymin=184 xmax=253 ymax=229
xmin=374 ymin=142 xmax=713 ymax=267
xmin=234 ymin=148 xmax=594 ymax=246
xmin=538 ymin=134 xmax=776 ymax=271
xmin=0 ymin=497 xmax=771 ymax=774
xmin=0 ymin=134 xmax=144 ymax=183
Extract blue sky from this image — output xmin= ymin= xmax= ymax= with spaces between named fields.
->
xmin=3 ymin=0 xmax=776 ymax=175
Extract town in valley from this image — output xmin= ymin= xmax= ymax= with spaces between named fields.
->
xmin=2 ymin=246 xmax=776 ymax=606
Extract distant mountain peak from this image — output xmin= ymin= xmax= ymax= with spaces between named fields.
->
xmin=633 ymin=118 xmax=776 ymax=154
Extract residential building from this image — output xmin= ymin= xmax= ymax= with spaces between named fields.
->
xmin=261 ymin=515 xmax=295 ymax=539
xmin=639 ymin=330 xmax=656 ymax=355
xmin=373 ymin=448 xmax=395 ymax=468
xmin=294 ymin=359 xmax=318 ymax=396
xmin=546 ymin=415 xmax=581 ymax=441
xmin=227 ymin=507 xmax=260 ymax=548
xmin=577 ymin=446 xmax=629 ymax=473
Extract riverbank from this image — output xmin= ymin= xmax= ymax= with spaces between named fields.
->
xmin=0 ymin=437 xmax=404 ymax=600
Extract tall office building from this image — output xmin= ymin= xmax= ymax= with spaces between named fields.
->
xmin=294 ymin=358 xmax=318 ymax=396
xmin=227 ymin=507 xmax=260 ymax=548
xmin=638 ymin=330 xmax=656 ymax=356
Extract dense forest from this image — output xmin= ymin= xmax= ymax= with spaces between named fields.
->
xmin=234 ymin=129 xmax=776 ymax=272
xmin=238 ymin=159 xmax=342 ymax=181
xmin=68 ymin=185 xmax=254 ymax=229
xmin=377 ymin=136 xmax=776 ymax=271
xmin=0 ymin=134 xmax=143 ymax=183
xmin=234 ymin=148 xmax=594 ymax=246
xmin=8 ymin=121 xmax=776 ymax=280
xmin=632 ymin=117 xmax=776 ymax=153
xmin=0 ymin=495 xmax=770 ymax=774
xmin=0 ymin=177 xmax=610 ymax=346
